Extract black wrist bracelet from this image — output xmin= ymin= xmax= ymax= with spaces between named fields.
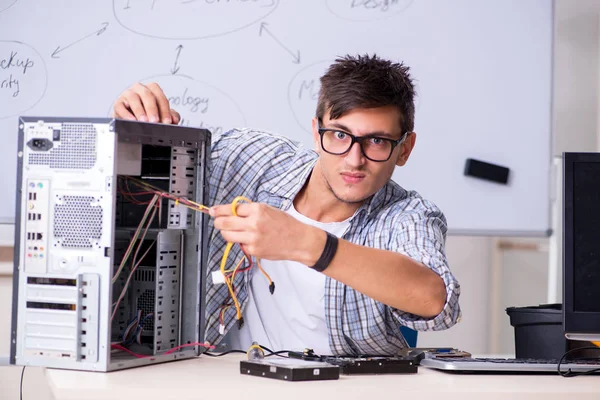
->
xmin=310 ymin=232 xmax=338 ymax=272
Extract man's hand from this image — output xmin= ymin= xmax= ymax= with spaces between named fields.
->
xmin=112 ymin=82 xmax=180 ymax=124
xmin=210 ymin=202 xmax=325 ymax=266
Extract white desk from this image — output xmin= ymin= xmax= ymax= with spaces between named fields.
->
xmin=45 ymin=355 xmax=600 ymax=400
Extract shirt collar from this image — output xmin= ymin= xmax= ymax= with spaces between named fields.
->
xmin=267 ymin=149 xmax=318 ymax=201
xmin=353 ymin=181 xmax=389 ymax=221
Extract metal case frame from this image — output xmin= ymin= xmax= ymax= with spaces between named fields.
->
xmin=10 ymin=117 xmax=210 ymax=371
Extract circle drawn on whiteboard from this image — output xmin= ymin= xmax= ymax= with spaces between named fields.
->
xmin=0 ymin=0 xmax=18 ymax=13
xmin=113 ymin=74 xmax=247 ymax=137
xmin=326 ymin=0 xmax=413 ymax=21
xmin=287 ymin=61 xmax=331 ymax=134
xmin=0 ymin=41 xmax=48 ymax=120
xmin=113 ymin=0 xmax=279 ymax=40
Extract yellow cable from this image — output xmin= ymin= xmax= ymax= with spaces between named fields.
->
xmin=246 ymin=343 xmax=265 ymax=360
xmin=219 ymin=196 xmax=252 ymax=321
xmin=187 ymin=199 xmax=210 ymax=211
xmin=231 ymin=196 xmax=251 ymax=212
xmin=220 ymin=242 xmax=241 ymax=319
xmin=256 ymin=259 xmax=273 ymax=286
xmin=228 ymin=256 xmax=246 ymax=277
xmin=223 ymin=256 xmax=245 ymax=275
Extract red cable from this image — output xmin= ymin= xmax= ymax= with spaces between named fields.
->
xmin=164 ymin=342 xmax=215 ymax=354
xmin=111 ymin=342 xmax=215 ymax=358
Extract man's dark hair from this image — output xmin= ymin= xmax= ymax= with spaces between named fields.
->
xmin=316 ymin=54 xmax=416 ymax=133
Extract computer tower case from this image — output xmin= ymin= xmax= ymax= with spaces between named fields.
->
xmin=10 ymin=117 xmax=210 ymax=371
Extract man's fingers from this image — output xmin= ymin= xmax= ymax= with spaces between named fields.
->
xmin=134 ymin=83 xmax=160 ymax=123
xmin=122 ymin=90 xmax=147 ymax=122
xmin=213 ymin=215 xmax=247 ymax=232
xmin=220 ymin=230 xmax=252 ymax=246
xmin=113 ymin=101 xmax=135 ymax=120
xmin=112 ymin=82 xmax=178 ymax=124
xmin=146 ymin=82 xmax=172 ymax=124
xmin=170 ymin=109 xmax=181 ymax=125
xmin=210 ymin=204 xmax=232 ymax=218
xmin=210 ymin=203 xmax=253 ymax=218
xmin=232 ymin=203 xmax=254 ymax=217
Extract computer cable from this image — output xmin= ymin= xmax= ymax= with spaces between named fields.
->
xmin=257 ymin=344 xmax=291 ymax=358
xmin=219 ymin=196 xmax=275 ymax=326
xmin=203 ymin=349 xmax=247 ymax=357
xmin=19 ymin=365 xmax=25 ymax=400
xmin=121 ymin=176 xmax=210 ymax=214
xmin=111 ymin=193 xmax=159 ymax=284
xmin=121 ymin=309 xmax=142 ymax=345
xmin=557 ymin=346 xmax=600 ymax=377
xmin=119 ymin=179 xmax=277 ymax=340
xmin=135 ymin=313 xmax=154 ymax=344
xmin=247 ymin=342 xmax=265 ymax=360
xmin=111 ymin=201 xmax=158 ymax=321
xmin=204 ymin=344 xmax=291 ymax=359
xmin=110 ymin=342 xmax=216 ymax=359
xmin=122 ymin=178 xmax=275 ymax=294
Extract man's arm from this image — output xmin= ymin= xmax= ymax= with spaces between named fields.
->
xmin=299 ymin=228 xmax=447 ymax=318
xmin=210 ymin=202 xmax=451 ymax=320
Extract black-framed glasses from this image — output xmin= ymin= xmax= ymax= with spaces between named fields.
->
xmin=317 ymin=123 xmax=408 ymax=162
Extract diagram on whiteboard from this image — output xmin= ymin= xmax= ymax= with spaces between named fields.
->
xmin=111 ymin=76 xmax=246 ymax=137
xmin=326 ymin=0 xmax=413 ymax=21
xmin=0 ymin=0 xmax=17 ymax=13
xmin=109 ymin=45 xmax=247 ymax=134
xmin=287 ymin=61 xmax=331 ymax=133
xmin=113 ymin=0 xmax=279 ymax=40
xmin=0 ymin=0 xmax=555 ymax=232
xmin=0 ymin=41 xmax=47 ymax=120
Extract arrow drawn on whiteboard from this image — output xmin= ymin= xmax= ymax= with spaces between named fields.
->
xmin=171 ymin=45 xmax=183 ymax=75
xmin=259 ymin=22 xmax=300 ymax=64
xmin=51 ymin=22 xmax=109 ymax=59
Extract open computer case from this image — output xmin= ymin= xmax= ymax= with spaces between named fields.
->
xmin=10 ymin=117 xmax=211 ymax=371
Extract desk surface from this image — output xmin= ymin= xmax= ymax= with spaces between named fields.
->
xmin=44 ymin=354 xmax=600 ymax=400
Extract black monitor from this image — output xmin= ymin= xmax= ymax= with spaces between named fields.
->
xmin=563 ymin=152 xmax=600 ymax=342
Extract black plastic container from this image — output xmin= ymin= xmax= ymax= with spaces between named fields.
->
xmin=506 ymin=304 xmax=567 ymax=360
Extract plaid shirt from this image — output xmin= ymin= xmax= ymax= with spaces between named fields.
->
xmin=204 ymin=128 xmax=461 ymax=355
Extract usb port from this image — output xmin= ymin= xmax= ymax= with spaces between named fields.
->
xmin=33 ymin=193 xmax=37 ymax=200
xmin=28 ymin=213 xmax=32 ymax=220
xmin=37 ymin=214 xmax=41 ymax=220
xmin=28 ymin=193 xmax=32 ymax=200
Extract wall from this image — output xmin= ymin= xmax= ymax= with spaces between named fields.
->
xmin=0 ymin=250 xmax=13 ymax=355
xmin=0 ymin=249 xmax=54 ymax=400
xmin=418 ymin=236 xmax=492 ymax=353
xmin=554 ymin=9 xmax=599 ymax=154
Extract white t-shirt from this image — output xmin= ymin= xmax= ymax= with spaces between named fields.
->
xmin=227 ymin=204 xmax=350 ymax=356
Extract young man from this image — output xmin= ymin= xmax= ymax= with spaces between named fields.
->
xmin=113 ymin=54 xmax=461 ymax=356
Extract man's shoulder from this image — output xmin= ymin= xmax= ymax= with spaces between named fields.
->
xmin=214 ymin=127 xmax=303 ymax=153
xmin=210 ymin=128 xmax=317 ymax=194
xmin=377 ymin=180 xmax=446 ymax=224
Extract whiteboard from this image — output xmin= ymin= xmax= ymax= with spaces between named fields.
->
xmin=0 ymin=0 xmax=553 ymax=236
